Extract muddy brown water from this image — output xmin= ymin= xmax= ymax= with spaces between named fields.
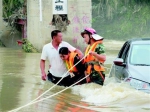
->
xmin=0 ymin=40 xmax=150 ymax=112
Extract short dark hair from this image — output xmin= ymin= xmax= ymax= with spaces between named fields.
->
xmin=59 ymin=47 xmax=69 ymax=55
xmin=51 ymin=30 xmax=61 ymax=39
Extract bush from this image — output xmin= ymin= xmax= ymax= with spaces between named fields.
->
xmin=22 ymin=39 xmax=39 ymax=53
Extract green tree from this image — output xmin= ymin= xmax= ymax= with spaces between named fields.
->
xmin=92 ymin=0 xmax=150 ymax=40
xmin=3 ymin=0 xmax=25 ymax=18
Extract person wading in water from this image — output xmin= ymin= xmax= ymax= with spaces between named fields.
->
xmin=81 ymin=28 xmax=106 ymax=85
xmin=59 ymin=47 xmax=86 ymax=85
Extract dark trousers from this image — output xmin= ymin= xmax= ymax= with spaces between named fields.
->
xmin=47 ymin=72 xmax=72 ymax=87
xmin=90 ymin=71 xmax=105 ymax=85
xmin=71 ymin=72 xmax=87 ymax=85
xmin=47 ymin=71 xmax=86 ymax=87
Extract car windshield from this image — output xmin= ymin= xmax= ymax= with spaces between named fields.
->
xmin=130 ymin=44 xmax=150 ymax=65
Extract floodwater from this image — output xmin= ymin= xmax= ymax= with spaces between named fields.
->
xmin=0 ymin=40 xmax=150 ymax=112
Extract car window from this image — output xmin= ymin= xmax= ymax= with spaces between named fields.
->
xmin=118 ymin=42 xmax=128 ymax=58
xmin=121 ymin=44 xmax=130 ymax=62
xmin=130 ymin=44 xmax=150 ymax=65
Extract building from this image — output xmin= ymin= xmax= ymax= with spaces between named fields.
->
xmin=27 ymin=0 xmax=91 ymax=52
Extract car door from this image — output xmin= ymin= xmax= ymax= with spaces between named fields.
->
xmin=114 ymin=42 xmax=130 ymax=81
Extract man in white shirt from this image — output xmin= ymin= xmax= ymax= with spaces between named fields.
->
xmin=40 ymin=30 xmax=83 ymax=86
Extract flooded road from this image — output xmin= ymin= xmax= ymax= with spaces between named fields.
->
xmin=0 ymin=40 xmax=150 ymax=112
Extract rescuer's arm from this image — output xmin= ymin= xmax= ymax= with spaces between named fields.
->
xmin=40 ymin=59 xmax=47 ymax=81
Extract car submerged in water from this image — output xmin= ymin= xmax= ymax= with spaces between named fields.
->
xmin=109 ymin=38 xmax=150 ymax=93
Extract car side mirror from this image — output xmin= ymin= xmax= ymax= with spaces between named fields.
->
xmin=113 ymin=58 xmax=126 ymax=67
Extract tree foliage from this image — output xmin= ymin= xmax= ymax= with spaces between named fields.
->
xmin=3 ymin=0 xmax=25 ymax=18
xmin=92 ymin=0 xmax=150 ymax=40
xmin=3 ymin=0 xmax=26 ymax=32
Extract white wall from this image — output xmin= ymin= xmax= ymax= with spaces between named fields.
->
xmin=27 ymin=0 xmax=92 ymax=52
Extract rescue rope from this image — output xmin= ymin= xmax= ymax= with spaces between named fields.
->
xmin=9 ymin=74 xmax=90 ymax=112
xmin=9 ymin=51 xmax=111 ymax=112
xmin=9 ymin=52 xmax=90 ymax=112
xmin=34 ymin=53 xmax=89 ymax=100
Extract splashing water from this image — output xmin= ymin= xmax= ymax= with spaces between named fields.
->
xmin=71 ymin=77 xmax=150 ymax=106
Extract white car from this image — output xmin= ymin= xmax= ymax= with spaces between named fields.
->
xmin=109 ymin=38 xmax=150 ymax=93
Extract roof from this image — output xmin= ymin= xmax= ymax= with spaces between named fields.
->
xmin=126 ymin=38 xmax=150 ymax=45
